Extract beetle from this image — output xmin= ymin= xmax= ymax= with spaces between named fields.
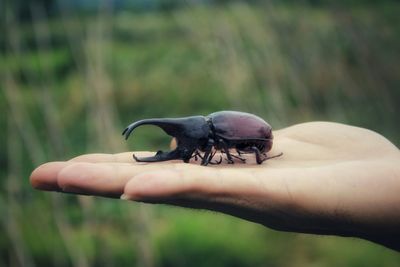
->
xmin=122 ymin=111 xmax=282 ymax=166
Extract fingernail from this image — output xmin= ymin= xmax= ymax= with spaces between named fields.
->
xmin=120 ymin=194 xmax=131 ymax=200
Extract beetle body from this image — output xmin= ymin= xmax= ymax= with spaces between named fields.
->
xmin=122 ymin=111 xmax=281 ymax=166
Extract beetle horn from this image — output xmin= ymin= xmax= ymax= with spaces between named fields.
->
xmin=122 ymin=116 xmax=206 ymax=140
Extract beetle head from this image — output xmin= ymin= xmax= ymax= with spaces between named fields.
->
xmin=122 ymin=116 xmax=210 ymax=149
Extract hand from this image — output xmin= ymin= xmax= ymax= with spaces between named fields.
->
xmin=30 ymin=122 xmax=400 ymax=251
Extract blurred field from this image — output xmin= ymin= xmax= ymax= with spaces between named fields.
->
xmin=1 ymin=1 xmax=400 ymax=266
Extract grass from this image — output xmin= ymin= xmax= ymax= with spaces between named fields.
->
xmin=1 ymin=1 xmax=400 ymax=266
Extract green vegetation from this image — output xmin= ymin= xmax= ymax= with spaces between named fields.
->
xmin=1 ymin=2 xmax=400 ymax=266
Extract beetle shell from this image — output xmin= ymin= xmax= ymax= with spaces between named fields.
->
xmin=208 ymin=111 xmax=273 ymax=152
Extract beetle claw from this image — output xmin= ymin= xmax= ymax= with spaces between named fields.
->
xmin=206 ymin=155 xmax=223 ymax=165
xmin=231 ymin=153 xmax=246 ymax=163
xmin=191 ymin=150 xmax=204 ymax=162
xmin=214 ymin=155 xmax=223 ymax=164
xmin=264 ymin=152 xmax=283 ymax=160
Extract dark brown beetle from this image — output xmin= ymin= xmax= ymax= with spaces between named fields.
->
xmin=122 ymin=111 xmax=282 ymax=166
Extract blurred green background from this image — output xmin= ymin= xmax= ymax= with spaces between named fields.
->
xmin=1 ymin=0 xmax=400 ymax=266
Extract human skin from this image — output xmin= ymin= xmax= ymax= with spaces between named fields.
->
xmin=30 ymin=122 xmax=400 ymax=251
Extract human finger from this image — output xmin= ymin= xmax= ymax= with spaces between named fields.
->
xmin=30 ymin=161 xmax=74 ymax=191
xmin=69 ymin=152 xmax=158 ymax=163
xmin=31 ymin=161 xmax=175 ymax=197
xmin=68 ymin=151 xmax=265 ymax=166
xmin=56 ymin=162 xmax=174 ymax=198
xmin=122 ymin=166 xmax=285 ymax=204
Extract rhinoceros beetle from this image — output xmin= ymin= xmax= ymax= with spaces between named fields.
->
xmin=122 ymin=111 xmax=282 ymax=166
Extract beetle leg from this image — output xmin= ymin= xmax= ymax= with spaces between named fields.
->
xmin=207 ymin=149 xmax=223 ymax=165
xmin=191 ymin=150 xmax=204 ymax=161
xmin=219 ymin=139 xmax=234 ymax=164
xmin=195 ymin=151 xmax=201 ymax=161
xmin=214 ymin=155 xmax=223 ymax=164
xmin=182 ymin=148 xmax=197 ymax=163
xmin=236 ymin=149 xmax=242 ymax=156
xmin=248 ymin=148 xmax=283 ymax=164
xmin=264 ymin=152 xmax=283 ymax=160
xmin=210 ymin=149 xmax=217 ymax=161
xmin=208 ymin=156 xmax=222 ymax=165
xmin=231 ymin=153 xmax=246 ymax=163
xmin=201 ymin=139 xmax=215 ymax=166
xmin=204 ymin=149 xmax=214 ymax=165
xmin=249 ymin=146 xmax=265 ymax=164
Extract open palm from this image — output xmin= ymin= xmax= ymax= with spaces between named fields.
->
xmin=30 ymin=122 xmax=400 ymax=250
